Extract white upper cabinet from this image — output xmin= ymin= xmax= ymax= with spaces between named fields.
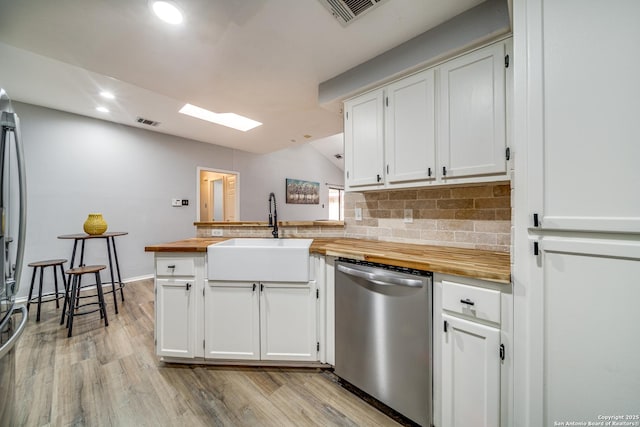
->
xmin=344 ymin=89 xmax=385 ymax=190
xmin=385 ymin=69 xmax=437 ymax=184
xmin=343 ymin=39 xmax=510 ymax=191
xmin=438 ymin=42 xmax=507 ymax=180
xmin=526 ymin=1 xmax=640 ymax=233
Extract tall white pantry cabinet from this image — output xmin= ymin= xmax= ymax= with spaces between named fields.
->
xmin=513 ymin=0 xmax=640 ymax=425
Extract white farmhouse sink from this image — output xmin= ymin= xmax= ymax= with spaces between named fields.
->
xmin=207 ymin=238 xmax=313 ymax=282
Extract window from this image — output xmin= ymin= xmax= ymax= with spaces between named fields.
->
xmin=328 ymin=187 xmax=344 ymax=221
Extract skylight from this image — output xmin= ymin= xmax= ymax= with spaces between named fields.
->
xmin=151 ymin=1 xmax=184 ymax=25
xmin=179 ymin=104 xmax=263 ymax=132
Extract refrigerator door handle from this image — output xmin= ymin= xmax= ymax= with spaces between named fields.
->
xmin=13 ymin=114 xmax=27 ymax=288
xmin=0 ymin=305 xmax=28 ymax=359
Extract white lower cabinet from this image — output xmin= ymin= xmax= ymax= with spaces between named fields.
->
xmin=260 ymin=283 xmax=317 ymax=361
xmin=155 ymin=252 xmax=322 ymax=364
xmin=155 ymin=253 xmax=204 ymax=359
xmin=156 ymin=278 xmax=197 ymax=358
xmin=205 ymin=281 xmax=318 ymax=362
xmin=441 ymin=314 xmax=500 ymax=427
xmin=204 ymin=282 xmax=260 ymax=360
xmin=434 ymin=274 xmax=512 ymax=427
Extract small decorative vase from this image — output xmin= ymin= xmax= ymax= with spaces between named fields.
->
xmin=83 ymin=213 xmax=108 ymax=235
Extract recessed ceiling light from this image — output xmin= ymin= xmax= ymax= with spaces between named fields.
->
xmin=96 ymin=106 xmax=109 ymax=113
xmin=151 ymin=1 xmax=183 ymax=25
xmin=100 ymin=91 xmax=115 ymax=99
xmin=179 ymin=104 xmax=262 ymax=132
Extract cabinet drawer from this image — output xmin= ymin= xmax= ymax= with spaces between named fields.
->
xmin=157 ymin=258 xmax=195 ymax=276
xmin=442 ymin=281 xmax=501 ymax=324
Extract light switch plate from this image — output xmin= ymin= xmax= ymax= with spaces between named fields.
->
xmin=355 ymin=207 xmax=363 ymax=221
xmin=171 ymin=198 xmax=181 ymax=207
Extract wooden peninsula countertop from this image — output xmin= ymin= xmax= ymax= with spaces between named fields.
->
xmin=145 ymin=237 xmax=510 ymax=284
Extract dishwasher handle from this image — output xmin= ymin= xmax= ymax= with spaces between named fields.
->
xmin=337 ymin=263 xmax=424 ymax=288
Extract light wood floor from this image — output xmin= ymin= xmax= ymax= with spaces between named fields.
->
xmin=15 ymin=279 xmax=402 ymax=427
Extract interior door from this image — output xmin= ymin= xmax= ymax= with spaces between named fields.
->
xmin=223 ymin=175 xmax=236 ymax=221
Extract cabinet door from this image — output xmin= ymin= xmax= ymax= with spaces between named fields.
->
xmin=156 ymin=278 xmax=196 ymax=358
xmin=533 ymin=238 xmax=640 ymax=424
xmin=385 ymin=69 xmax=436 ymax=184
xmin=344 ymin=89 xmax=385 ymax=190
xmin=524 ymin=0 xmax=640 ymax=233
xmin=442 ymin=313 xmax=500 ymax=427
xmin=438 ymin=42 xmax=506 ymax=179
xmin=260 ymin=283 xmax=317 ymax=361
xmin=204 ymin=282 xmax=260 ymax=360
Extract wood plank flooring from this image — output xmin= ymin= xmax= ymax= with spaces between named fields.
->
xmin=14 ymin=279 xmax=403 ymax=426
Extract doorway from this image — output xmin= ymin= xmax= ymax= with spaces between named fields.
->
xmin=197 ymin=167 xmax=239 ymax=222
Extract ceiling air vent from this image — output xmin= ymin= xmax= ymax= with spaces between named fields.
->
xmin=136 ymin=116 xmax=160 ymax=127
xmin=318 ymin=0 xmax=388 ymax=26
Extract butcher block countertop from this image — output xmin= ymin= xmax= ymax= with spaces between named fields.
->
xmin=193 ymin=220 xmax=344 ymax=227
xmin=145 ymin=237 xmax=510 ymax=284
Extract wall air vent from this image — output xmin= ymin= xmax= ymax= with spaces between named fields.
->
xmin=318 ymin=0 xmax=388 ymax=26
xmin=136 ymin=116 xmax=160 ymax=127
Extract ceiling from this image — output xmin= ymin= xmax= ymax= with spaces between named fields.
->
xmin=0 ymin=0 xmax=486 ymax=154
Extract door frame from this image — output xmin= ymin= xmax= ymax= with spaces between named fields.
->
xmin=196 ymin=166 xmax=240 ymax=222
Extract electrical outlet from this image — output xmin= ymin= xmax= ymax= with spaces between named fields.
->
xmin=181 ymin=199 xmax=189 ymax=206
xmin=211 ymin=229 xmax=223 ymax=237
xmin=355 ymin=207 xmax=363 ymax=221
xmin=171 ymin=198 xmax=181 ymax=207
xmin=404 ymin=209 xmax=413 ymax=223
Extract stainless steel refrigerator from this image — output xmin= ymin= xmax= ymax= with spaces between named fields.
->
xmin=0 ymin=88 xmax=27 ymax=425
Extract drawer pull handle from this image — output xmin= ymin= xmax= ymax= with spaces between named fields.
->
xmin=185 ymin=282 xmax=191 ymax=290
xmin=167 ymin=265 xmax=176 ymax=269
xmin=460 ymin=298 xmax=475 ymax=306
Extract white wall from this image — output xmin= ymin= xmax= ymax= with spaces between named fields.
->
xmin=13 ymin=102 xmax=343 ymax=297
xmin=234 ymin=145 xmax=344 ymax=222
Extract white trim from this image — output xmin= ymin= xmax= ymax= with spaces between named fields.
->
xmin=512 ymin=0 xmax=542 ymax=425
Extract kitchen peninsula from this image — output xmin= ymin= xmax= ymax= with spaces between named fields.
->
xmin=146 ymin=233 xmax=512 ymax=426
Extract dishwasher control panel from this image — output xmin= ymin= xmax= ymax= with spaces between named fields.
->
xmin=337 ymin=257 xmax=432 ymax=278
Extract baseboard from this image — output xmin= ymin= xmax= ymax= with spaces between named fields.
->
xmin=123 ymin=274 xmax=154 ymax=283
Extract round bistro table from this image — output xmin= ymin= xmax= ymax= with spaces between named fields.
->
xmin=57 ymin=231 xmax=127 ymax=314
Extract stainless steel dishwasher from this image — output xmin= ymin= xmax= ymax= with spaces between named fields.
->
xmin=335 ymin=258 xmax=432 ymax=427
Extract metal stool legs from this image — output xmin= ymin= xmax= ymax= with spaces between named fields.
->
xmin=26 ymin=259 xmax=67 ymax=322
xmin=61 ymin=265 xmax=108 ymax=337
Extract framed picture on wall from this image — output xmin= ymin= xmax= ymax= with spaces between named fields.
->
xmin=286 ymin=178 xmax=320 ymax=204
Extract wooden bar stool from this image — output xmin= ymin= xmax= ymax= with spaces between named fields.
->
xmin=61 ymin=265 xmax=108 ymax=337
xmin=26 ymin=259 xmax=67 ymax=322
